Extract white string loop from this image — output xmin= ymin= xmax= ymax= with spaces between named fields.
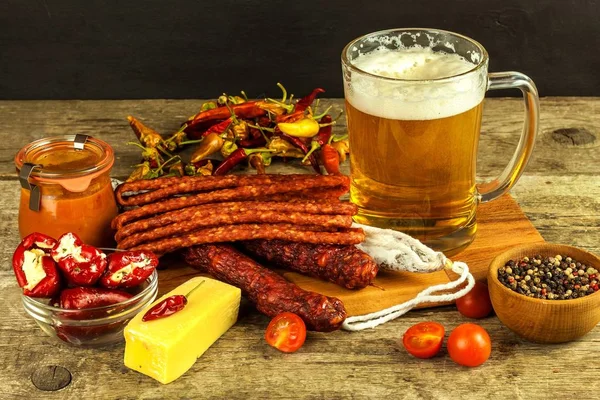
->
xmin=342 ymin=223 xmax=477 ymax=331
xmin=342 ymin=262 xmax=475 ymax=331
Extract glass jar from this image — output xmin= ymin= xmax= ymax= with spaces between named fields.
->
xmin=14 ymin=134 xmax=118 ymax=247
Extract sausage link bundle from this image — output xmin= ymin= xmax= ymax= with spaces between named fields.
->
xmin=183 ymin=244 xmax=347 ymax=332
xmin=112 ymin=174 xmax=364 ymax=258
xmin=112 ymin=176 xmax=350 ymax=230
xmin=241 ymin=240 xmax=379 ymax=290
xmin=115 ymin=200 xmax=357 ymax=243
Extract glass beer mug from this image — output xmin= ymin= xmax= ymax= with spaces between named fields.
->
xmin=342 ymin=28 xmax=539 ymax=254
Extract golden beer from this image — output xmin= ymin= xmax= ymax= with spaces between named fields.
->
xmin=340 ymin=28 xmax=540 ymax=254
xmin=347 ymin=100 xmax=483 ymax=252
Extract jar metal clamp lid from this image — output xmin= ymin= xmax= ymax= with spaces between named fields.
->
xmin=16 ymin=134 xmax=114 ymax=211
xmin=18 ymin=163 xmax=43 ymax=211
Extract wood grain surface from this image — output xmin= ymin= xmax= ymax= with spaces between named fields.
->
xmin=0 ymin=98 xmax=599 ymax=399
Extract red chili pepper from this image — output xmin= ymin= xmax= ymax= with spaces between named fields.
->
xmin=17 ymin=232 xmax=57 ymax=254
xmin=314 ymin=115 xmax=333 ymax=146
xmin=238 ymin=136 xmax=267 ymax=148
xmin=230 ymin=102 xmax=268 ymax=119
xmin=257 ymin=116 xmax=272 ymax=127
xmin=51 ymin=232 xmax=107 ymax=286
xmin=279 ymin=133 xmax=321 ymax=174
xmin=54 ymin=287 xmax=134 ymax=343
xmin=142 ymin=280 xmax=205 ymax=322
xmin=99 ymin=250 xmax=159 ymax=289
xmin=248 ymin=128 xmax=261 ymax=139
xmin=148 ymin=158 xmax=159 ymax=169
xmin=321 ymin=144 xmax=341 ymax=175
xmin=275 ymin=110 xmax=305 ymax=124
xmin=188 ymin=102 xmax=266 ymax=129
xmin=59 ymin=287 xmax=133 ymax=309
xmin=213 ymin=148 xmax=274 ymax=176
xmin=295 ymin=88 xmax=325 ymax=112
xmin=201 ymin=117 xmax=233 ymax=138
xmin=183 ymin=120 xmax=224 ymax=140
xmin=302 ymin=115 xmax=334 ymax=162
xmin=13 ymin=234 xmax=61 ymax=298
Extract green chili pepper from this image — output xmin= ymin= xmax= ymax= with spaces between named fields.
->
xmin=200 ymin=101 xmax=218 ymax=112
xmin=220 ymin=140 xmax=238 ymax=158
xmin=126 ymin=162 xmax=151 ymax=182
xmin=127 ymin=142 xmax=162 ymax=164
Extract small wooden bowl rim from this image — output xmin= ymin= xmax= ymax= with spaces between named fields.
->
xmin=488 ymin=243 xmax=600 ymax=307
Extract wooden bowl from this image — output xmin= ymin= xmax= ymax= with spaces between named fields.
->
xmin=488 ymin=243 xmax=600 ymax=343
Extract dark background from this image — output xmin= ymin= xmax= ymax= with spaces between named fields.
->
xmin=1 ymin=0 xmax=598 ymax=100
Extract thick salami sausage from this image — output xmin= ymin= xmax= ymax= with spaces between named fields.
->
xmin=241 ymin=240 xmax=379 ymax=289
xmin=183 ymin=244 xmax=347 ymax=332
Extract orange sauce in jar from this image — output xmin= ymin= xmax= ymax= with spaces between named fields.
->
xmin=15 ymin=136 xmax=118 ymax=247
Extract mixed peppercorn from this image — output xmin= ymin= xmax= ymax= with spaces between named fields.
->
xmin=125 ymin=83 xmax=349 ymax=181
xmin=498 ymin=255 xmax=599 ymax=299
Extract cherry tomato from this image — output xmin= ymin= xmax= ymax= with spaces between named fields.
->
xmin=447 ymin=323 xmax=491 ymax=367
xmin=456 ymin=281 xmax=493 ymax=319
xmin=265 ymin=312 xmax=306 ymax=353
xmin=402 ymin=322 xmax=445 ymax=359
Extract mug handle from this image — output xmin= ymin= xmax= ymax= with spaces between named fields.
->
xmin=477 ymin=72 xmax=540 ymax=203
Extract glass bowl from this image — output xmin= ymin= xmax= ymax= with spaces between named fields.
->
xmin=21 ymin=270 xmax=158 ymax=347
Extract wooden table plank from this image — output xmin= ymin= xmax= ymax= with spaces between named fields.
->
xmin=0 ymin=98 xmax=598 ymax=400
xmin=1 ymin=97 xmax=599 ymax=179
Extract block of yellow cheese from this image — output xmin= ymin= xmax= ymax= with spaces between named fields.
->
xmin=124 ymin=277 xmax=241 ymax=384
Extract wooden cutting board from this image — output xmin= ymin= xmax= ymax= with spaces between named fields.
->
xmin=157 ymin=194 xmax=544 ymax=316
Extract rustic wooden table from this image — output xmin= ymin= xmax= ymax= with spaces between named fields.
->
xmin=0 ymin=98 xmax=598 ymax=400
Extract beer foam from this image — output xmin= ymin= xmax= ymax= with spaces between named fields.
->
xmin=346 ymin=47 xmax=486 ymax=120
xmin=353 ymin=47 xmax=474 ymax=80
